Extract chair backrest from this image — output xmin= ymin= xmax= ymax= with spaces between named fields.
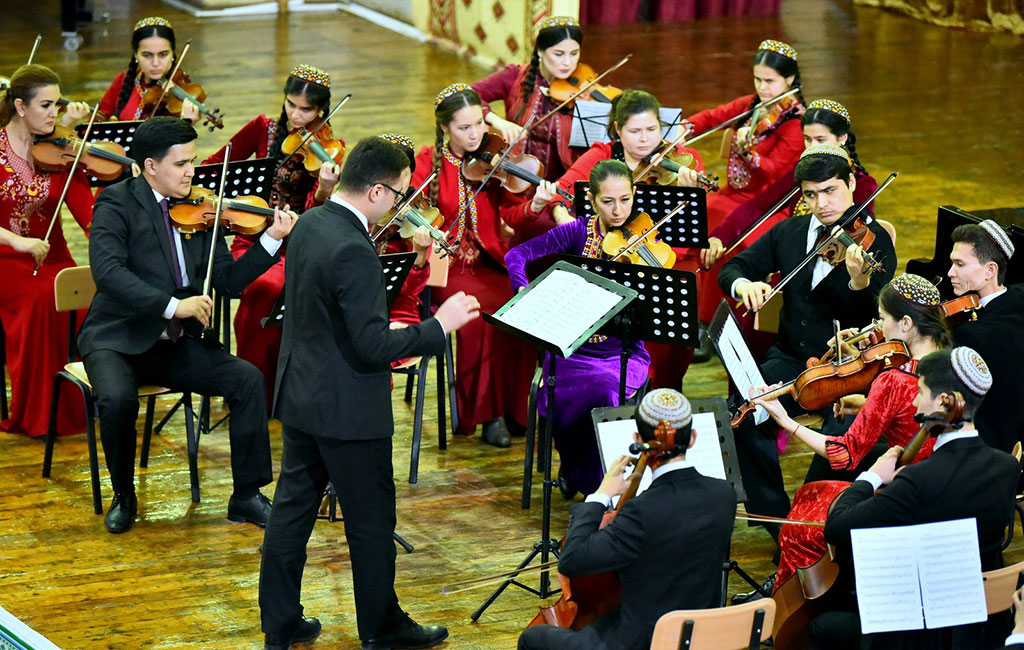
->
xmin=54 ymin=266 xmax=97 ymax=312
xmin=876 ymin=219 xmax=897 ymax=246
xmin=427 ymin=249 xmax=449 ymax=288
xmin=649 ymin=599 xmax=776 ymax=650
xmin=982 ymin=561 xmax=1024 ymax=615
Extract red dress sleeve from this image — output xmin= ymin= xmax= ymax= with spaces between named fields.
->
xmin=746 ymin=118 xmax=803 ymax=186
xmin=471 ymin=64 xmax=522 ymax=118
xmin=712 ymin=171 xmax=796 ymax=245
xmin=203 ymin=115 xmax=271 ymax=164
xmin=852 ymin=172 xmax=878 ymax=217
xmin=65 ymin=168 xmax=95 ymax=236
xmin=824 ymin=369 xmax=919 ymax=470
xmin=684 ymin=95 xmax=756 ymax=136
xmin=97 ymin=72 xmax=127 ymax=121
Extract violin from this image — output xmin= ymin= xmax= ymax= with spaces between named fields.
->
xmin=805 ymin=320 xmax=882 ymax=368
xmin=463 ymin=128 xmax=571 ymax=199
xmin=637 ymin=149 xmax=720 ymax=193
xmin=737 ymin=93 xmax=800 ymax=154
xmin=168 ymin=186 xmax=276 ymax=235
xmin=280 ymin=125 xmax=345 ymax=175
xmin=375 ymin=199 xmax=459 ymax=258
xmin=731 ymin=339 xmax=910 ymax=428
xmin=815 ymin=218 xmax=884 ymax=274
xmin=899 ymin=392 xmax=966 ymax=467
xmin=547 ymin=63 xmax=622 ymax=106
xmin=940 ymin=293 xmax=980 ymax=326
xmin=33 ymin=125 xmax=134 ymax=181
xmin=140 ymin=68 xmax=225 ymax=131
xmin=601 ymin=211 xmax=676 ymax=268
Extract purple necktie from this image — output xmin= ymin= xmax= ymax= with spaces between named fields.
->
xmin=159 ymin=198 xmax=183 ymax=341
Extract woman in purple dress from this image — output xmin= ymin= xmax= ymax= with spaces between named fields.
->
xmin=505 ymin=160 xmax=651 ymax=497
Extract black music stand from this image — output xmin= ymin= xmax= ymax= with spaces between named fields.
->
xmin=261 ymin=252 xmax=416 ymax=328
xmin=191 ymin=158 xmax=275 ymax=201
xmin=572 ymin=181 xmax=708 ymax=248
xmin=76 ymin=120 xmax=143 ymax=186
xmin=472 ymin=260 xmax=637 ymax=620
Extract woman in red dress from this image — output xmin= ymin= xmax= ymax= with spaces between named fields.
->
xmin=201 ymin=64 xmax=337 ymax=409
xmin=97 ymin=17 xmax=201 ymax=124
xmin=751 ymin=274 xmax=951 ymax=592
xmin=682 ymin=39 xmax=805 ymax=330
xmin=1 ymin=65 xmax=93 ymax=438
xmin=412 ymin=83 xmax=537 ymax=448
xmin=527 ymin=89 xmax=704 ymax=390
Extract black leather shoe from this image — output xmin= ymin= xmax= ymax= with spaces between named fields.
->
xmin=361 ymin=614 xmax=448 ymax=649
xmin=104 ymin=492 xmax=138 ymax=534
xmin=264 ymin=616 xmax=321 ymax=650
xmin=481 ymin=418 xmax=511 ymax=448
xmin=227 ymin=491 xmax=272 ymax=527
xmin=557 ymin=467 xmax=578 ymax=500
xmin=730 ymin=573 xmax=776 ymax=605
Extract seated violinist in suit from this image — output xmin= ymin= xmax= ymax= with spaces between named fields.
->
xmin=518 ymin=388 xmax=736 ymax=650
xmin=812 ymin=347 xmax=1020 ymax=650
xmin=78 ymin=116 xmax=298 ymax=534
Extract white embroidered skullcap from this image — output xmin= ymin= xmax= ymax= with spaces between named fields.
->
xmin=951 ymin=346 xmax=992 ymax=396
xmin=638 ymin=389 xmax=692 ymax=429
xmin=978 ymin=219 xmax=1015 ymax=259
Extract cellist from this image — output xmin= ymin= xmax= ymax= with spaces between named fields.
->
xmin=518 ymin=388 xmax=735 ymax=650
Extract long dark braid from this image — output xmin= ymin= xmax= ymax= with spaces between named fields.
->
xmin=514 ymin=52 xmax=541 ymax=123
xmin=116 ymin=23 xmax=176 ymax=118
xmin=113 ymin=56 xmax=138 ymax=118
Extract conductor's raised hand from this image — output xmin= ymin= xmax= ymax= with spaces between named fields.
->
xmin=266 ymin=205 xmax=299 ymax=240
xmin=434 ymin=291 xmax=480 ymax=333
xmin=175 ymin=295 xmax=214 ymax=328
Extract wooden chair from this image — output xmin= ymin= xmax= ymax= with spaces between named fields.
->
xmin=41 ymin=266 xmax=201 ymax=514
xmin=649 ymin=598 xmax=776 ymax=649
xmin=403 ymin=252 xmax=459 ymax=484
xmin=982 ymin=560 xmax=1024 ymax=615
xmin=876 ymin=218 xmax=896 ymax=246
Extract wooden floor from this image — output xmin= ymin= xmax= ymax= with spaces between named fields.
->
xmin=2 ymin=1 xmax=1024 ymax=648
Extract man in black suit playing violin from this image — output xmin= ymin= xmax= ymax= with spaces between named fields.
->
xmin=78 ymin=116 xmax=299 ymax=534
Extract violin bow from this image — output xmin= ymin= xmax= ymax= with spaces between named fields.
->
xmin=150 ymin=39 xmax=192 ymax=118
xmin=608 ymin=200 xmax=690 ymax=262
xmin=443 ymin=114 xmax=537 ymax=242
xmin=274 ymin=93 xmax=352 ymax=173
xmin=26 ymin=34 xmax=42 ymax=65
xmin=440 ymin=560 xmax=562 ymax=595
xmin=634 ymin=126 xmax=691 ymax=182
xmin=715 ymin=186 xmax=802 ymax=263
xmin=198 ymin=143 xmax=232 ymax=339
xmin=35 ymin=104 xmax=101 ymax=276
xmin=683 ymin=86 xmax=802 ymax=149
xmin=745 ymin=172 xmax=898 ymax=315
xmin=371 ymin=171 xmax=435 ymax=244
xmin=530 ymin=54 xmax=632 ymax=132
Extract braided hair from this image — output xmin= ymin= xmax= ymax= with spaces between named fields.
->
xmin=115 ymin=23 xmax=176 ymax=119
xmin=802 ymin=107 xmax=866 ymax=175
xmin=751 ymin=48 xmax=804 ymax=114
xmin=430 ymin=86 xmax=482 ymax=206
xmin=517 ymin=23 xmax=583 ymax=122
xmin=270 ymin=76 xmax=331 ymax=160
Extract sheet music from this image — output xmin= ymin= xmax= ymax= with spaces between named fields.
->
xmin=851 ymin=518 xmax=986 ymax=635
xmin=594 ymin=419 xmax=652 ymax=508
xmin=494 ymin=269 xmax=623 ymax=356
xmin=569 ymin=100 xmax=684 ymax=149
xmin=714 ymin=312 xmax=768 ymax=425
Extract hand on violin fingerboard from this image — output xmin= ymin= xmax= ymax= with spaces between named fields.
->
xmin=318 ymin=162 xmax=340 ymax=197
xmin=59 ymin=101 xmax=90 ymax=128
xmin=529 ymin=181 xmax=560 ymax=214
xmin=844 ymin=244 xmax=872 ymax=289
xmin=266 ymin=206 xmax=299 ymax=241
xmin=180 ymin=100 xmax=202 ymax=125
xmin=675 ymin=166 xmax=701 ymax=188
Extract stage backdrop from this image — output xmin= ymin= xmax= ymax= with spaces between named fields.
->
xmin=855 ymin=0 xmax=1024 ymax=34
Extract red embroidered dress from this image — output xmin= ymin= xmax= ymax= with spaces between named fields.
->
xmin=0 ymin=127 xmax=92 ymax=437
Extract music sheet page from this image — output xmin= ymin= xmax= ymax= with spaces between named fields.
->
xmin=715 ymin=314 xmax=769 ymax=425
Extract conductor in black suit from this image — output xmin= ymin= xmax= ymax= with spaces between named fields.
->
xmin=717 ymin=144 xmax=895 ymax=546
xmin=519 ymin=389 xmax=737 ymax=650
xmin=257 ymin=137 xmax=481 ymax=650
xmin=79 ymin=117 xmax=298 ymax=534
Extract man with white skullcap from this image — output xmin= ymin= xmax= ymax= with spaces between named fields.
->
xmin=809 ymin=347 xmax=1020 ymax=650
xmin=948 ymin=218 xmax=1024 ymax=453
xmin=518 ymin=389 xmax=736 ymax=650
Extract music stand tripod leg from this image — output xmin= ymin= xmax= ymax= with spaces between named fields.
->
xmin=472 ymin=355 xmax=562 ymax=621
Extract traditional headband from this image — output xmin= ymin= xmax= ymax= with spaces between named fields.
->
xmin=950 ymin=346 xmax=992 ymax=396
xmin=536 ymin=15 xmax=580 ymax=34
xmin=378 ymin=132 xmax=415 ymax=151
xmin=800 ymin=142 xmax=851 ymax=165
xmin=638 ymin=388 xmax=692 ymax=430
xmin=890 ymin=273 xmax=941 ymax=306
xmin=808 ymin=99 xmax=850 ymax=124
xmin=758 ymin=39 xmax=798 ymax=62
xmin=978 ymin=219 xmax=1015 ymax=259
xmin=134 ymin=16 xmax=172 ymax=31
xmin=434 ymin=82 xmax=472 ymax=109
xmin=289 ymin=64 xmax=330 ymax=89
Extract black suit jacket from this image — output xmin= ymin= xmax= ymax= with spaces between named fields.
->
xmin=273 ymin=200 xmax=446 ymax=440
xmin=78 ymin=176 xmax=278 ymax=355
xmin=953 ymin=286 xmax=1024 ymax=453
xmin=557 ymin=467 xmax=737 ymax=650
xmin=718 ymin=210 xmax=896 ymax=360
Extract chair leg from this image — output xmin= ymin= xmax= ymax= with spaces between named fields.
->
xmin=84 ymin=392 xmax=102 ymax=515
xmin=403 ymin=373 xmax=414 ymax=404
xmin=444 ymin=335 xmax=457 ymax=444
xmin=42 ymin=373 xmax=65 ymax=478
xmin=153 ymin=397 xmax=182 ymax=434
xmin=435 ymin=350 xmax=446 ymax=449
xmin=183 ymin=393 xmax=200 ymax=503
xmin=409 ymin=356 xmax=431 ymax=484
xmin=140 ymin=395 xmax=156 ymax=468
xmin=521 ymin=369 xmax=541 ymax=510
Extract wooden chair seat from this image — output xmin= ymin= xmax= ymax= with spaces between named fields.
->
xmin=982 ymin=560 xmax=1024 ymax=615
xmin=650 ymin=598 xmax=776 ymax=649
xmin=392 ymin=356 xmax=423 ymax=371
xmin=63 ymin=361 xmax=170 ymax=398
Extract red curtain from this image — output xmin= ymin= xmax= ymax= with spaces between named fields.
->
xmin=580 ymin=0 xmax=782 ymax=23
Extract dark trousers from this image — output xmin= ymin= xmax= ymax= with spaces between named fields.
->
xmin=519 ymin=615 xmax=614 ymax=650
xmin=83 ymin=339 xmax=272 ymax=496
xmin=259 ymin=425 xmax=402 ymax=642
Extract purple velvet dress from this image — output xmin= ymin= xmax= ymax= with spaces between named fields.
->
xmin=505 ymin=217 xmax=651 ymax=494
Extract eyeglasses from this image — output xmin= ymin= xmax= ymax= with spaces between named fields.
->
xmin=377 ymin=182 xmax=408 ymax=205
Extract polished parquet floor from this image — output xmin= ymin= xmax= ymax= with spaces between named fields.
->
xmin=1 ymin=1 xmax=1023 ymax=648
